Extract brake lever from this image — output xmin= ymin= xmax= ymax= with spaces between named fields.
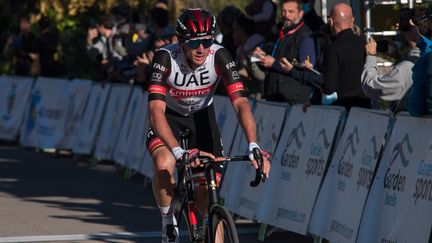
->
xmin=250 ymin=147 xmax=265 ymax=187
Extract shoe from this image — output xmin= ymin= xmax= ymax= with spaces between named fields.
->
xmin=162 ymin=219 xmax=179 ymax=243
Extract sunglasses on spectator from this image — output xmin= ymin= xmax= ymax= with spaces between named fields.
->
xmin=184 ymin=38 xmax=214 ymax=49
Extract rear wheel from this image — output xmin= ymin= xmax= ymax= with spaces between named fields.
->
xmin=208 ymin=205 xmax=239 ymax=243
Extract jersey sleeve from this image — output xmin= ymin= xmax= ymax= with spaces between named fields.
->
xmin=214 ymin=48 xmax=247 ymax=102
xmin=148 ymin=50 xmax=171 ymax=101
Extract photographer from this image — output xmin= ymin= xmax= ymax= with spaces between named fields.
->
xmin=405 ymin=3 xmax=432 ymax=116
xmin=361 ymin=34 xmax=420 ymax=112
xmin=86 ymin=17 xmax=122 ymax=82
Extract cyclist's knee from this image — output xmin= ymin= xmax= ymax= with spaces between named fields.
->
xmin=152 ymin=148 xmax=175 ymax=174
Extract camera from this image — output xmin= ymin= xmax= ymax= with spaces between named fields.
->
xmin=376 ymin=39 xmax=390 ymax=53
xmin=399 ymin=8 xmax=415 ymax=31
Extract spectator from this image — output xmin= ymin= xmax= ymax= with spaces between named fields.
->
xmin=361 ymin=35 xmax=420 ymax=113
xmin=147 ymin=1 xmax=177 ymax=51
xmin=232 ymin=15 xmax=266 ymax=99
xmin=3 ymin=15 xmax=39 ymax=76
xmin=406 ymin=3 xmax=432 ymax=116
xmin=86 ymin=17 xmax=123 ymax=83
xmin=216 ymin=5 xmax=242 ymax=58
xmin=321 ymin=3 xmax=370 ymax=109
xmin=126 ymin=23 xmax=150 ymax=59
xmin=302 ymin=0 xmax=325 ymax=33
xmin=37 ymin=17 xmax=64 ymax=77
xmin=254 ymin=0 xmax=316 ymax=105
xmin=244 ymin=0 xmax=278 ymax=42
xmin=110 ymin=3 xmax=132 ymax=58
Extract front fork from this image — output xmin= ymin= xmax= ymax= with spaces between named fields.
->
xmin=185 ymin=168 xmax=206 ymax=241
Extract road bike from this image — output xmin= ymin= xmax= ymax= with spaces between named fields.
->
xmin=172 ymin=128 xmax=265 ymax=243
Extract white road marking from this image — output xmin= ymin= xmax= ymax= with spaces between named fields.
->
xmin=0 ymin=228 xmax=258 ymax=242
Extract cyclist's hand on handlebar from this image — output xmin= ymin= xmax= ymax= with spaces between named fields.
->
xmin=172 ymin=147 xmax=218 ymax=168
xmin=172 ymin=147 xmax=199 ymax=166
xmin=249 ymin=143 xmax=271 ymax=178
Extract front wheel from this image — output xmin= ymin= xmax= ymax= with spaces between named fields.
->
xmin=208 ymin=205 xmax=239 ymax=243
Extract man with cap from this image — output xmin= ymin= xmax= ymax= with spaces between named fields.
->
xmin=406 ymin=3 xmax=432 ymax=116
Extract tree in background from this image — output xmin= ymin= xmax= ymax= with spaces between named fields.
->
xmin=0 ymin=0 xmax=249 ymax=79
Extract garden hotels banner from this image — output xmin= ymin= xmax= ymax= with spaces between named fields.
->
xmin=357 ymin=113 xmax=432 ymax=243
xmin=221 ymin=101 xmax=286 ymax=219
xmin=309 ymin=108 xmax=391 ymax=243
xmin=256 ymin=105 xmax=346 ymax=235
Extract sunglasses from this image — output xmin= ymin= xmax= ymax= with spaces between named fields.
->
xmin=184 ymin=38 xmax=214 ymax=49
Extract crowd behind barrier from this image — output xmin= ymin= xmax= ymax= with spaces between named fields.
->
xmin=0 ymin=75 xmax=431 ymax=243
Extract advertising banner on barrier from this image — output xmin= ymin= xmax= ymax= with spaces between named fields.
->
xmin=255 ymin=105 xmax=345 ymax=235
xmin=309 ymin=108 xmax=391 ymax=243
xmin=213 ymin=95 xmax=238 ymax=155
xmin=219 ymin=98 xmax=255 ymax=201
xmin=50 ymin=79 xmax=92 ymax=149
xmin=357 ymin=113 xmax=432 ymax=243
xmin=221 ymin=101 xmax=286 ymax=219
xmin=113 ymin=87 xmax=144 ymax=165
xmin=0 ymin=75 xmax=33 ymax=140
xmin=73 ymin=83 xmax=111 ymax=155
xmin=94 ymin=84 xmax=132 ymax=160
xmin=126 ymin=92 xmax=149 ymax=173
xmin=20 ymin=77 xmax=68 ymax=148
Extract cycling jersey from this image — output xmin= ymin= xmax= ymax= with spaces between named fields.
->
xmin=148 ymin=43 xmax=246 ymax=116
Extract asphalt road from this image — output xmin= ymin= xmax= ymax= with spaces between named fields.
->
xmin=0 ymin=143 xmax=315 ymax=243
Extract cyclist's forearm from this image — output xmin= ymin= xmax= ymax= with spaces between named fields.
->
xmin=233 ymin=98 xmax=257 ymax=143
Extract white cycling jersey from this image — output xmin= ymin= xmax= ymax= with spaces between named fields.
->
xmin=148 ymin=43 xmax=245 ymax=116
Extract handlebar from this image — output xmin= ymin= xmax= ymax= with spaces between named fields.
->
xmin=250 ymin=147 xmax=265 ymax=187
xmin=176 ymin=151 xmax=266 ymax=187
xmin=176 ymin=155 xmax=250 ymax=166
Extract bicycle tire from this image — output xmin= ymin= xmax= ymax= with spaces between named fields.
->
xmin=172 ymin=198 xmax=193 ymax=242
xmin=208 ymin=205 xmax=239 ymax=243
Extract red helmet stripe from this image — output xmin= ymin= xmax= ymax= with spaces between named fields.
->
xmin=205 ymin=15 xmax=210 ymax=33
xmin=192 ymin=9 xmax=204 ymax=32
xmin=186 ymin=19 xmax=197 ymax=33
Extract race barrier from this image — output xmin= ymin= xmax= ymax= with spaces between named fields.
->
xmin=73 ymin=83 xmax=111 ymax=155
xmin=309 ymin=108 xmax=392 ymax=242
xmin=256 ymin=105 xmax=346 ymax=235
xmin=125 ymin=92 xmax=149 ymax=173
xmin=0 ymin=75 xmax=431 ymax=242
xmin=54 ymin=79 xmax=92 ymax=149
xmin=357 ymin=112 xmax=432 ymax=243
xmin=0 ymin=75 xmax=33 ymax=140
xmin=113 ymin=87 xmax=146 ymax=166
xmin=20 ymin=77 xmax=70 ymax=148
xmin=93 ymin=84 xmax=132 ymax=160
xmin=221 ymin=101 xmax=287 ymax=220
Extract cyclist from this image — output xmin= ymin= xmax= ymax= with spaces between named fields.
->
xmin=146 ymin=8 xmax=271 ymax=243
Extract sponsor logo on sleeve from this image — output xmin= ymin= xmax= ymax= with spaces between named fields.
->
xmin=151 ymin=73 xmax=163 ymax=82
xmin=149 ymin=85 xmax=166 ymax=95
xmin=232 ymin=71 xmax=240 ymax=80
xmin=226 ymin=82 xmax=244 ymax=95
xmin=153 ymin=63 xmax=167 ymax=72
xmin=226 ymin=61 xmax=235 ymax=70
